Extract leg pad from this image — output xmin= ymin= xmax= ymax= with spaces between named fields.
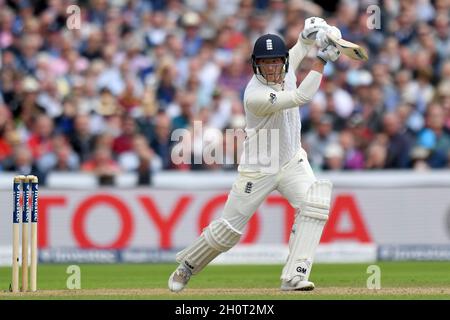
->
xmin=176 ymin=219 xmax=241 ymax=274
xmin=281 ymin=180 xmax=332 ymax=283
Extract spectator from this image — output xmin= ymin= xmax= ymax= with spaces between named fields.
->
xmin=27 ymin=114 xmax=54 ymax=159
xmin=338 ymin=130 xmax=364 ymax=170
xmin=69 ymin=114 xmax=96 ymax=163
xmin=81 ymin=145 xmax=122 ymax=185
xmin=3 ymin=145 xmax=45 ymax=183
xmin=80 ymin=28 xmax=104 ymax=61
xmin=55 ymin=98 xmax=77 ymax=135
xmin=15 ymin=77 xmax=45 ymax=126
xmin=313 ymin=78 xmax=354 ymax=124
xmin=16 ymin=34 xmax=42 ymax=74
xmin=396 ymin=103 xmax=424 ymax=134
xmin=118 ymin=77 xmax=143 ymax=114
xmin=361 ymin=85 xmax=386 ymax=133
xmin=0 ymin=104 xmax=16 ymax=163
xmin=118 ymin=134 xmax=162 ymax=185
xmin=322 ymin=143 xmax=345 ymax=171
xmin=304 ymin=114 xmax=339 ymax=170
xmin=207 ymin=89 xmax=232 ymax=130
xmin=435 ymin=13 xmax=450 ymax=59
xmin=436 ymin=81 xmax=450 ymax=131
xmin=156 ymin=62 xmax=177 ymax=108
xmin=382 ymin=112 xmax=414 ymax=168
xmin=365 ymin=143 xmax=387 ymax=170
xmin=217 ymin=53 xmax=252 ymax=98
xmin=181 ymin=11 xmax=203 ymax=57
xmin=37 ymin=134 xmax=80 ymax=174
xmin=144 ymin=11 xmax=168 ymax=48
xmin=151 ymin=111 xmax=173 ymax=169
xmin=113 ymin=115 xmax=138 ymax=154
xmin=371 ymin=63 xmax=398 ymax=112
xmin=172 ymin=92 xmax=196 ymax=131
xmin=301 ymin=101 xmax=326 ymax=134
xmin=416 ymin=103 xmax=450 ymax=168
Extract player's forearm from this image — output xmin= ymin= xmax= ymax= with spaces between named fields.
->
xmin=246 ymin=70 xmax=322 ymax=116
xmin=292 ymin=69 xmax=322 ymax=105
xmin=288 ymin=37 xmax=313 ymax=71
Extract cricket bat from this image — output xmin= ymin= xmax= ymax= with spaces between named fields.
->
xmin=327 ymin=33 xmax=369 ymax=61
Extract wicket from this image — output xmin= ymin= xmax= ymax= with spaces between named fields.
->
xmin=11 ymin=175 xmax=39 ymax=293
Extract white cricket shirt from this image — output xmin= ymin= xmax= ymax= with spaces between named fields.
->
xmin=239 ymin=37 xmax=323 ymax=174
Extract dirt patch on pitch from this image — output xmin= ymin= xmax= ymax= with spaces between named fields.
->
xmin=1 ymin=287 xmax=450 ymax=298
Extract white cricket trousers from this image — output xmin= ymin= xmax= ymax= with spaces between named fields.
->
xmin=222 ymin=148 xmax=317 ymax=232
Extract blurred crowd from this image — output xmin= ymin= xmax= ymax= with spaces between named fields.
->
xmin=1 ymin=0 xmax=450 ymax=185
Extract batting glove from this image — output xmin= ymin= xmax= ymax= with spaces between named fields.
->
xmin=301 ymin=17 xmax=329 ymax=45
xmin=315 ymin=26 xmax=342 ymax=49
xmin=317 ymin=44 xmax=341 ymax=63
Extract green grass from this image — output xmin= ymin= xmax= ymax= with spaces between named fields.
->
xmin=0 ymin=262 xmax=450 ymax=299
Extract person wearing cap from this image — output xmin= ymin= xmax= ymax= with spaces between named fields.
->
xmin=181 ymin=11 xmax=203 ymax=57
xmin=322 ymin=143 xmax=345 ymax=171
xmin=169 ymin=17 xmax=343 ymax=292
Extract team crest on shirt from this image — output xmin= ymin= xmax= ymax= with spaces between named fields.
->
xmin=269 ymin=93 xmax=277 ymax=104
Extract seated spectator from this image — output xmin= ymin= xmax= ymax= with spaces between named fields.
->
xmin=150 ymin=111 xmax=173 ymax=169
xmin=55 ymin=98 xmax=77 ymax=135
xmin=217 ymin=53 xmax=252 ymax=98
xmin=338 ymin=130 xmax=365 ymax=170
xmin=301 ymin=101 xmax=325 ymax=134
xmin=112 ymin=115 xmax=138 ymax=154
xmin=156 ymin=63 xmax=177 ymax=108
xmin=382 ymin=112 xmax=414 ymax=168
xmin=313 ymin=78 xmax=355 ymax=121
xmin=118 ymin=134 xmax=163 ymax=185
xmin=69 ymin=113 xmax=98 ymax=163
xmin=322 ymin=143 xmax=345 ymax=171
xmin=304 ymin=114 xmax=339 ymax=170
xmin=207 ymin=89 xmax=232 ymax=130
xmin=346 ymin=114 xmax=374 ymax=151
xmin=395 ymin=103 xmax=424 ymax=134
xmin=81 ymin=146 xmax=122 ymax=185
xmin=435 ymin=81 xmax=450 ymax=131
xmin=27 ymin=114 xmax=55 ymax=159
xmin=0 ymin=105 xmax=16 ymax=162
xmin=416 ymin=103 xmax=450 ymax=168
xmin=80 ymin=28 xmax=103 ymax=61
xmin=95 ymin=87 xmax=123 ymax=117
xmin=15 ymin=77 xmax=46 ymax=126
xmin=3 ymin=145 xmax=46 ymax=183
xmin=365 ymin=143 xmax=387 ymax=170
xmin=181 ymin=11 xmax=203 ymax=57
xmin=118 ymin=78 xmax=143 ymax=113
xmin=172 ymin=92 xmax=196 ymax=131
xmin=361 ymin=85 xmax=386 ymax=133
xmin=37 ymin=134 xmax=80 ymax=174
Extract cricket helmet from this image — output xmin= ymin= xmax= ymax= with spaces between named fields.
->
xmin=251 ymin=34 xmax=289 ymax=84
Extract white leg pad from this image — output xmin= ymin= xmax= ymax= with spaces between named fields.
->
xmin=281 ymin=180 xmax=332 ymax=283
xmin=176 ymin=219 xmax=242 ymax=275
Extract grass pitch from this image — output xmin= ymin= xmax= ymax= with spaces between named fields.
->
xmin=0 ymin=262 xmax=450 ymax=299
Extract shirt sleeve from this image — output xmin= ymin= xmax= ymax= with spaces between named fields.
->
xmin=246 ymin=70 xmax=322 ymax=117
xmin=288 ymin=36 xmax=313 ymax=71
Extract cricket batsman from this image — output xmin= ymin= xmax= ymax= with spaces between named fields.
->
xmin=169 ymin=17 xmax=342 ymax=292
